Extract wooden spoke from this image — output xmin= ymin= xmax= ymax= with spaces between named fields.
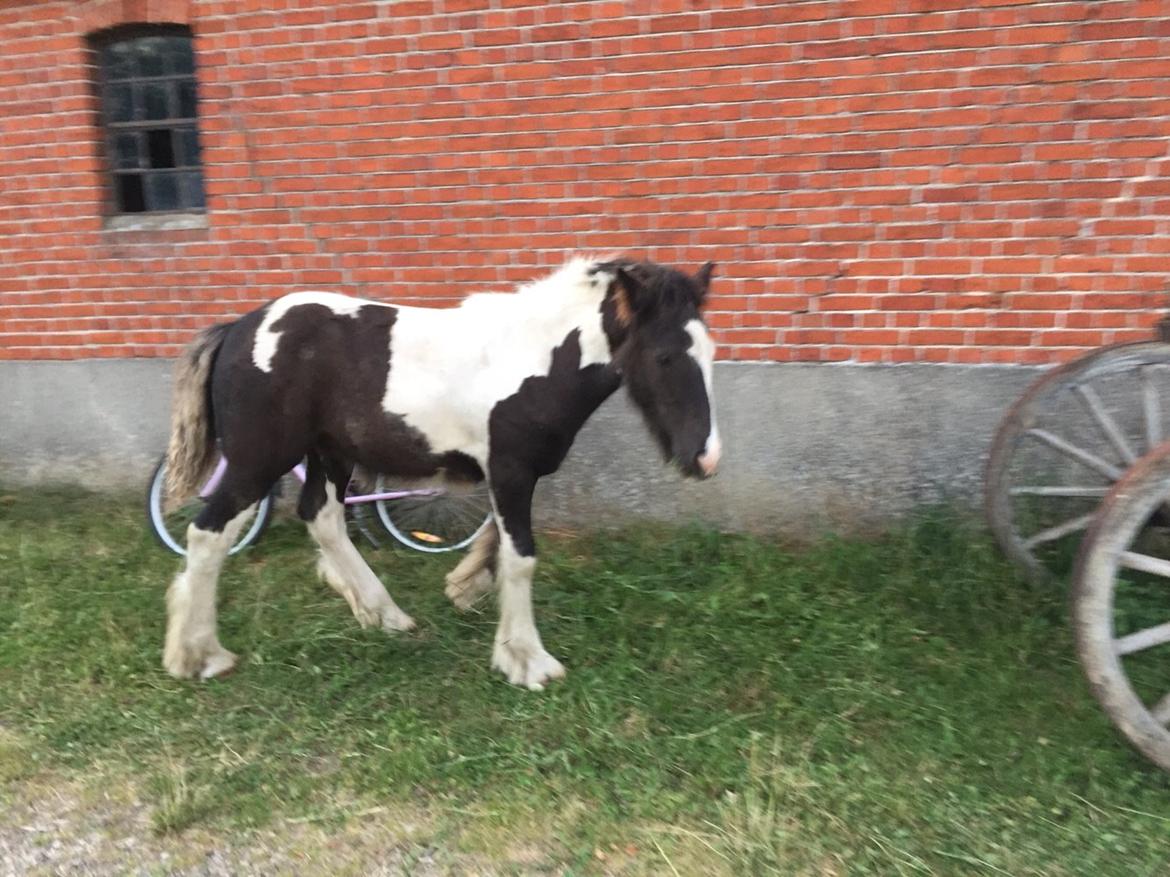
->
xmin=1151 ymin=692 xmax=1170 ymax=726
xmin=1022 ymin=512 xmax=1096 ymax=549
xmin=1119 ymin=550 xmax=1170 ymax=579
xmin=1116 ymin=621 xmax=1170 ymax=657
xmin=1143 ymin=365 xmax=1163 ymax=453
xmin=1025 ymin=428 xmax=1125 ymax=482
xmin=1009 ymin=486 xmax=1110 ymax=497
xmin=1073 ymin=384 xmax=1137 ymax=465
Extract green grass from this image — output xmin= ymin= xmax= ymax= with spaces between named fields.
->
xmin=2 ymin=490 xmax=1170 ymax=874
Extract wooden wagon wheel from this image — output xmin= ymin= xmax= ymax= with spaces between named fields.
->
xmin=986 ymin=340 xmax=1170 ymax=582
xmin=1074 ymin=441 xmax=1170 ymax=772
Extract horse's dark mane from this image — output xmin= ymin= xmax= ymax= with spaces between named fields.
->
xmin=592 ymin=258 xmax=702 ymax=310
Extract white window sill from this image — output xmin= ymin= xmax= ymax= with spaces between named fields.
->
xmin=103 ymin=212 xmax=208 ymax=232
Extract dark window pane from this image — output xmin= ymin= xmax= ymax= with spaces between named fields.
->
xmin=176 ymin=127 xmax=201 ymax=166
xmin=146 ymin=172 xmax=180 ymax=211
xmin=106 ymin=83 xmax=135 ymax=122
xmin=116 ymin=174 xmax=145 ymax=212
xmin=101 ymin=42 xmax=135 ymax=79
xmin=97 ymin=30 xmax=202 ymax=214
xmin=113 ymin=132 xmax=140 ymax=169
xmin=166 ymin=36 xmax=195 ymax=75
xmin=143 ymin=82 xmax=170 ymax=120
xmin=146 ymin=129 xmax=176 ymax=168
xmin=135 ymin=36 xmax=167 ymax=76
xmin=182 ymin=172 xmax=205 ymax=210
xmin=177 ymin=80 xmax=196 ymax=119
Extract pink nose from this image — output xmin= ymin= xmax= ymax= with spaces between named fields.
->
xmin=697 ymin=437 xmax=722 ymax=476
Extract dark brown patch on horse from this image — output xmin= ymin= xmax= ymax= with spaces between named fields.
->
xmin=488 ymin=329 xmax=622 ymax=555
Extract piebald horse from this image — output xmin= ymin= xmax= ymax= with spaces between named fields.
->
xmin=162 ymin=257 xmax=721 ymax=689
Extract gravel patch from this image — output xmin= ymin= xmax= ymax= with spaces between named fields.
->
xmin=0 ymin=777 xmax=519 ymax=877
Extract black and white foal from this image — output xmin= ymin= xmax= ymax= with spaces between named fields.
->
xmin=163 ymin=257 xmax=721 ymax=689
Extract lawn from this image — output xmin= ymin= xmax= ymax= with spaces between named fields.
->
xmin=1 ymin=490 xmax=1169 ymax=875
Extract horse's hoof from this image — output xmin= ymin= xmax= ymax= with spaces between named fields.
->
xmin=199 ymin=648 xmax=238 ymax=680
xmin=491 ymin=640 xmax=565 ymax=691
xmin=163 ymin=643 xmax=237 ymax=680
xmin=381 ymin=607 xmax=416 ymax=633
xmin=444 ymin=568 xmax=493 ymax=611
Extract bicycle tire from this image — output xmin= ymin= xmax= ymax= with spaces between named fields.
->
xmin=373 ymin=476 xmax=493 ymax=553
xmin=145 ymin=455 xmax=273 ymax=556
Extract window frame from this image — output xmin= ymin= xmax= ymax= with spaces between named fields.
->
xmin=89 ymin=23 xmax=206 ymax=218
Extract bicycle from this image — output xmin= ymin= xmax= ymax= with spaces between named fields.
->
xmin=146 ymin=453 xmax=493 ymax=556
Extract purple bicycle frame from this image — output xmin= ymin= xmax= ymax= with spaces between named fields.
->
xmin=198 ymin=457 xmax=442 ymax=504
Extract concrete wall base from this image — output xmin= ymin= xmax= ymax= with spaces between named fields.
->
xmin=0 ymin=360 xmax=1039 ymax=535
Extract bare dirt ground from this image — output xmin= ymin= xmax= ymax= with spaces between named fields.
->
xmin=0 ymin=776 xmax=551 ymax=877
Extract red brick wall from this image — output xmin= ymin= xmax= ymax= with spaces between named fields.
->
xmin=2 ymin=0 xmax=1169 ymax=364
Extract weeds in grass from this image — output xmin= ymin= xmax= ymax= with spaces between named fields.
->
xmin=151 ymin=760 xmax=208 ymax=836
xmin=714 ymin=734 xmax=808 ymax=875
xmin=0 ymin=727 xmax=37 ymax=784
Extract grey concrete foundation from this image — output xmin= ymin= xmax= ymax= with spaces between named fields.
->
xmin=0 ymin=359 xmax=1040 ymax=535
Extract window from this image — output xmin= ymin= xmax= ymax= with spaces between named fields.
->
xmin=93 ymin=26 xmax=205 ymax=214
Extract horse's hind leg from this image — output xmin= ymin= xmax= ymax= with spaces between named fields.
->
xmin=299 ymin=452 xmax=415 ymax=633
xmin=164 ymin=480 xmax=268 ymax=680
xmin=444 ymin=520 xmax=498 ymax=610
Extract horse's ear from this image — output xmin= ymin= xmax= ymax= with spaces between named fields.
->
xmin=694 ymin=261 xmax=715 ymax=305
xmin=614 ymin=265 xmax=654 ymax=322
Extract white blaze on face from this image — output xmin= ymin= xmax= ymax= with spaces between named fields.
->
xmin=685 ymin=318 xmax=721 ymax=476
xmin=252 ymin=291 xmax=372 ymax=373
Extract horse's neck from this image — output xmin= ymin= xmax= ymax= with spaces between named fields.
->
xmin=458 ymin=282 xmax=621 ymax=433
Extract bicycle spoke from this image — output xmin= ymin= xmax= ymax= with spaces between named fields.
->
xmin=1025 ymin=428 xmax=1125 ymax=481
xmin=375 ymin=478 xmax=491 ymax=551
xmin=1116 ymin=621 xmax=1170 ymax=657
xmin=449 ymin=497 xmax=488 ymax=531
xmin=1119 ymin=550 xmax=1170 ymax=579
xmin=1022 ymin=512 xmax=1096 ymax=549
xmin=451 ymin=496 xmax=488 ymax=526
xmin=1074 ymin=384 xmax=1137 ymax=465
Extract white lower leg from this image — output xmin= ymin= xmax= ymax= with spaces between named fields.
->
xmin=163 ymin=507 xmax=252 ymax=680
xmin=491 ymin=534 xmax=564 ymax=690
xmin=308 ymin=485 xmax=415 ymax=632
xmin=445 ymin=521 xmax=498 ymax=610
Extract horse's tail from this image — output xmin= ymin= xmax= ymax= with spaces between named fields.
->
xmin=164 ymin=322 xmax=231 ymax=504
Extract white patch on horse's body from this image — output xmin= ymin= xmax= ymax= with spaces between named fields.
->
xmin=252 ymin=291 xmax=378 ymax=373
xmin=382 ymin=257 xmax=616 ymax=465
xmin=685 ymin=318 xmax=722 ymax=475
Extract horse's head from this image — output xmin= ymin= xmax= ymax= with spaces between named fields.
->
xmin=602 ymin=259 xmax=721 ymax=480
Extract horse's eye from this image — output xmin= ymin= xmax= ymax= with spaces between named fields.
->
xmin=656 ymin=351 xmax=675 ymax=367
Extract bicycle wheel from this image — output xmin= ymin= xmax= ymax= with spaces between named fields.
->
xmin=145 ymin=455 xmax=273 ymax=556
xmin=373 ymin=476 xmax=493 ymax=553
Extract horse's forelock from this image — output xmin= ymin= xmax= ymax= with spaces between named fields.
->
xmin=595 ymin=259 xmax=704 ymax=325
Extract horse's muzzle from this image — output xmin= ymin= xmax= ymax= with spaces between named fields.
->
xmin=675 ymin=455 xmax=716 ymax=480
xmin=696 ymin=435 xmax=721 ymax=477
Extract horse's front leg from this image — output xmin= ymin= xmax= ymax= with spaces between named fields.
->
xmin=488 ymin=471 xmax=565 ymax=690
